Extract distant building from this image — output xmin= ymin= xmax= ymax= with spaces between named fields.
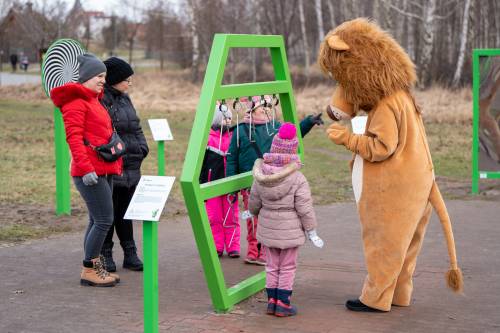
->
xmin=65 ymin=0 xmax=111 ymax=47
xmin=0 ymin=2 xmax=56 ymax=64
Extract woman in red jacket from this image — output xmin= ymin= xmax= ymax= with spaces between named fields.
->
xmin=51 ymin=53 xmax=122 ymax=287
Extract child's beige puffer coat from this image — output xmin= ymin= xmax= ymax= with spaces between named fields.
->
xmin=248 ymin=159 xmax=317 ymax=249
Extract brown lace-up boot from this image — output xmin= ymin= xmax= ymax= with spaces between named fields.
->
xmin=99 ymin=255 xmax=120 ymax=283
xmin=80 ymin=258 xmax=117 ymax=287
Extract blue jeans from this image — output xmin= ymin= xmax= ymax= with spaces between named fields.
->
xmin=73 ymin=175 xmax=114 ymax=262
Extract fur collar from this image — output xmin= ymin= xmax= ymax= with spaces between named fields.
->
xmin=252 ymin=159 xmax=300 ymax=185
xmin=50 ymin=82 xmax=102 ymax=108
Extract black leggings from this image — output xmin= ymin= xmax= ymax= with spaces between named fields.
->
xmin=104 ymin=185 xmax=136 ymax=245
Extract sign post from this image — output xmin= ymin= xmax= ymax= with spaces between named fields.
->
xmin=125 ymin=176 xmax=175 ymax=333
xmin=148 ymin=119 xmax=173 ymax=176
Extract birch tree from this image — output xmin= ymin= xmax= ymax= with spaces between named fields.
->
xmin=298 ymin=0 xmax=310 ymax=83
xmin=451 ymin=0 xmax=471 ymax=88
xmin=315 ymin=0 xmax=325 ymax=44
xmin=187 ymin=0 xmax=200 ymax=82
xmin=326 ymin=0 xmax=335 ymax=30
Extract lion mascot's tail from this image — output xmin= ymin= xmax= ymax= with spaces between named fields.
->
xmin=428 ymin=180 xmax=464 ymax=293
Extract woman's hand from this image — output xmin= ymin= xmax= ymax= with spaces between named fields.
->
xmin=82 ymin=172 xmax=98 ymax=186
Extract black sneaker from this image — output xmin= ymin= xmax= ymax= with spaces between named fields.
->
xmin=345 ymin=299 xmax=386 ymax=312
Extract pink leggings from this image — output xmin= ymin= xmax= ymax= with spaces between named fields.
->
xmin=264 ymin=246 xmax=299 ymax=290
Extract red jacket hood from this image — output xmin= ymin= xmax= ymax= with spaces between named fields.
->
xmin=50 ymin=83 xmax=103 ymax=108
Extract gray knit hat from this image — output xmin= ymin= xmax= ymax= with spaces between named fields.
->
xmin=77 ymin=53 xmax=107 ymax=83
xmin=212 ymin=104 xmax=232 ymax=127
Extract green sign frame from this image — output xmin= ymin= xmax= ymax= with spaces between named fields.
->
xmin=180 ymin=34 xmax=304 ymax=313
xmin=472 ymin=49 xmax=500 ymax=194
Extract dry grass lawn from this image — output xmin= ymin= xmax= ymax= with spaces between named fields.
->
xmin=0 ymin=71 xmax=481 ymax=243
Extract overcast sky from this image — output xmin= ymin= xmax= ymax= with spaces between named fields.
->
xmin=32 ymin=0 xmax=181 ymax=16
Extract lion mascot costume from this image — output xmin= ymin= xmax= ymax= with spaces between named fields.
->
xmin=318 ymin=18 xmax=463 ymax=312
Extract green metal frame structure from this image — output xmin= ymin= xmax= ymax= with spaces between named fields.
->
xmin=472 ymin=49 xmax=500 ymax=194
xmin=180 ymin=34 xmax=304 ymax=312
xmin=41 ymin=39 xmax=86 ymax=215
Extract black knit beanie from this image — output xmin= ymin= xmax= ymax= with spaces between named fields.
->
xmin=103 ymin=57 xmax=134 ymax=86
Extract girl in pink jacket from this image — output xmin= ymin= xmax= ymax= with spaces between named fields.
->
xmin=199 ymin=105 xmax=240 ymax=257
xmin=248 ymin=123 xmax=324 ymax=317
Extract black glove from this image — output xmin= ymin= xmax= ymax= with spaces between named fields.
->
xmin=310 ymin=113 xmax=324 ymax=126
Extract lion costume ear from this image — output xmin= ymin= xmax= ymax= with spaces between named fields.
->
xmin=327 ymin=35 xmax=350 ymax=51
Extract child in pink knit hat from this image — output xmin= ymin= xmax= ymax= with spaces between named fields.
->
xmin=248 ymin=122 xmax=324 ymax=317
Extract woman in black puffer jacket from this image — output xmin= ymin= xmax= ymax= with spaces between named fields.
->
xmin=100 ymin=57 xmax=149 ymax=272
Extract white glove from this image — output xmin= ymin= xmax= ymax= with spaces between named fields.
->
xmin=82 ymin=172 xmax=98 ymax=186
xmin=241 ymin=210 xmax=253 ymax=220
xmin=306 ymin=229 xmax=324 ymax=248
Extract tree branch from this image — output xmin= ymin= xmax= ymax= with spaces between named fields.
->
xmin=380 ymin=0 xmax=423 ymax=21
xmin=435 ymin=3 xmax=461 ymax=20
xmin=407 ymin=0 xmax=423 ymax=10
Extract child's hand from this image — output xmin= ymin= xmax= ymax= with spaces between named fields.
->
xmin=306 ymin=229 xmax=324 ymax=248
xmin=241 ymin=210 xmax=253 ymax=220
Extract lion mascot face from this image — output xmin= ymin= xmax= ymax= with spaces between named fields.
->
xmin=318 ymin=18 xmax=417 ymax=121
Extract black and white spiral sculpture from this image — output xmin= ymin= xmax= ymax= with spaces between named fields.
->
xmin=42 ymin=39 xmax=85 ymax=97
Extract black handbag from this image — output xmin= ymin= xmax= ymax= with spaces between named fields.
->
xmin=84 ymin=131 xmax=126 ymax=162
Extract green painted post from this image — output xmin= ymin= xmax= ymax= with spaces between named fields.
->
xmin=54 ymin=108 xmax=71 ymax=215
xmin=180 ymin=34 xmax=302 ymax=312
xmin=157 ymin=141 xmax=165 ymax=176
xmin=143 ymin=220 xmax=159 ymax=333
xmin=472 ymin=50 xmax=480 ymax=194
xmin=42 ymin=39 xmax=85 ymax=215
xmin=472 ymin=49 xmax=500 ymax=194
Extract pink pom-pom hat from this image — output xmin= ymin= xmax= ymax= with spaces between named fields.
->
xmin=269 ymin=122 xmax=298 ymax=155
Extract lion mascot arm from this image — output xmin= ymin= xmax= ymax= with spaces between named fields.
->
xmin=327 ymin=105 xmax=399 ymax=162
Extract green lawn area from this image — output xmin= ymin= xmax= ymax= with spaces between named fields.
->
xmin=0 ymin=99 xmax=472 ymax=241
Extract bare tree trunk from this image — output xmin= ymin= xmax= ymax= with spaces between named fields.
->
xmin=298 ymin=0 xmax=310 ymax=84
xmin=187 ymin=0 xmax=200 ymax=82
xmin=446 ymin=13 xmax=455 ymax=66
xmin=468 ymin=0 xmax=477 ymax=49
xmin=327 ymin=0 xmax=335 ymax=30
xmin=419 ymin=0 xmax=437 ymax=88
xmin=251 ymin=0 xmax=261 ymax=82
xmin=451 ymin=0 xmax=470 ymax=88
xmin=494 ymin=0 xmax=500 ymax=47
xmin=395 ymin=0 xmax=406 ymax=43
xmin=372 ymin=0 xmax=381 ymax=23
xmin=452 ymin=0 xmax=471 ymax=87
xmin=159 ymin=15 xmax=164 ymax=71
xmin=481 ymin=1 xmax=488 ymax=47
xmin=315 ymin=0 xmax=325 ymax=44
xmin=128 ymin=38 xmax=134 ymax=65
xmin=382 ymin=0 xmax=394 ymax=34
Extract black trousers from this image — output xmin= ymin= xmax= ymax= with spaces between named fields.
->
xmin=104 ymin=185 xmax=136 ymax=245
